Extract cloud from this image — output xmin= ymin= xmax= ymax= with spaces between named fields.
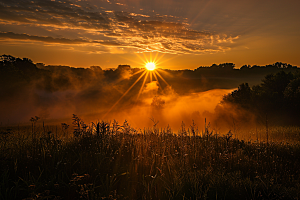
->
xmin=0 ymin=0 xmax=111 ymax=29
xmin=0 ymin=31 xmax=121 ymax=46
xmin=0 ymin=32 xmax=89 ymax=44
xmin=0 ymin=0 xmax=239 ymax=54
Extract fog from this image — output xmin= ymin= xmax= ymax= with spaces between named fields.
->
xmin=0 ymin=64 xmax=237 ymax=132
xmin=2 ymin=57 xmax=295 ymax=134
xmin=103 ymin=87 xmax=236 ymax=131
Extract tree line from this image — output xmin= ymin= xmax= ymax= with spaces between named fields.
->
xmin=222 ymin=70 xmax=300 ymax=125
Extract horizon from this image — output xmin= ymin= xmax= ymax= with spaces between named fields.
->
xmin=0 ymin=0 xmax=299 ymax=69
xmin=2 ymin=53 xmax=299 ymax=70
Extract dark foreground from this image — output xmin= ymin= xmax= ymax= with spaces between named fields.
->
xmin=1 ymin=122 xmax=300 ymax=200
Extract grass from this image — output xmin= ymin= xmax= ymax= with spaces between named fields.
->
xmin=1 ymin=119 xmax=300 ymax=199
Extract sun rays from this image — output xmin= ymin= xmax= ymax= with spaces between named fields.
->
xmin=103 ymin=52 xmax=172 ymax=118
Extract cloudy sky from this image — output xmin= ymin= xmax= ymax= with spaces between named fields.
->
xmin=0 ymin=0 xmax=299 ymax=69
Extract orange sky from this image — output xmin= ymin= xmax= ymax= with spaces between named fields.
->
xmin=0 ymin=0 xmax=299 ymax=69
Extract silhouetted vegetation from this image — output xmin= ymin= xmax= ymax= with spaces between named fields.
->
xmin=1 ymin=55 xmax=298 ymax=96
xmin=222 ymin=70 xmax=300 ymax=125
xmin=1 ymin=54 xmax=299 ymax=124
xmin=1 ymin=118 xmax=300 ymax=199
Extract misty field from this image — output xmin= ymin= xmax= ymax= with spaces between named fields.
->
xmin=1 ymin=118 xmax=300 ymax=200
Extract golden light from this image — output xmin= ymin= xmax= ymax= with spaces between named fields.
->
xmin=103 ymin=52 xmax=172 ymax=118
xmin=145 ymin=62 xmax=156 ymax=71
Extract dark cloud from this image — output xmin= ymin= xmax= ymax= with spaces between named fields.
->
xmin=0 ymin=31 xmax=122 ymax=47
xmin=0 ymin=31 xmax=88 ymax=44
xmin=0 ymin=0 xmax=111 ymax=29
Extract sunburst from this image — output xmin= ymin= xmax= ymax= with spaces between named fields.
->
xmin=103 ymin=52 xmax=173 ymax=118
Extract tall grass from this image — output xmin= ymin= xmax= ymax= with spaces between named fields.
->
xmin=1 ymin=118 xmax=300 ymax=199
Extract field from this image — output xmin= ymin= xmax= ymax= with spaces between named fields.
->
xmin=1 ymin=118 xmax=300 ymax=200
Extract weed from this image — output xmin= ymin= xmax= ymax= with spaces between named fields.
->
xmin=1 ymin=117 xmax=300 ymax=199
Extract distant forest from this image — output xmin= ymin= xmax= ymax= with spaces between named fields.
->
xmin=0 ymin=54 xmax=299 ymax=124
xmin=222 ymin=70 xmax=300 ymax=125
xmin=1 ymin=54 xmax=299 ymax=94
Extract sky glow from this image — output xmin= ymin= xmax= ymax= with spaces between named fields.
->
xmin=0 ymin=0 xmax=299 ymax=69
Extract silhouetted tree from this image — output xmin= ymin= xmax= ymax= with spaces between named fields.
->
xmin=223 ymin=83 xmax=252 ymax=108
xmin=222 ymin=71 xmax=300 ymax=125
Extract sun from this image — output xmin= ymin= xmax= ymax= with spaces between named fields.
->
xmin=145 ymin=62 xmax=156 ymax=71
xmin=102 ymin=52 xmax=171 ymax=118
